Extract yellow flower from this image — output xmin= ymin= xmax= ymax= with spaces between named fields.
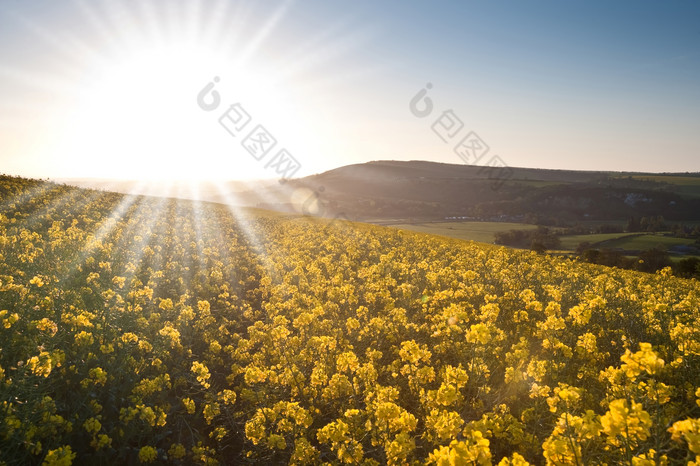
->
xmin=27 ymin=351 xmax=53 ymax=377
xmin=138 ymin=445 xmax=158 ymax=463
xmin=182 ymin=397 xmax=196 ymax=414
xmin=74 ymin=331 xmax=94 ymax=346
xmin=244 ymin=366 xmax=267 ymax=384
xmin=542 ymin=435 xmax=580 ymax=465
xmin=267 ymin=433 xmax=286 ymax=450
xmin=620 ymin=343 xmax=665 ymax=379
xmin=346 ymin=317 xmax=360 ymax=332
xmin=42 ymin=446 xmax=76 ymax=466
xmin=631 ymin=449 xmax=667 ymax=466
xmin=336 ymin=351 xmax=360 ymax=373
xmin=428 ymin=431 xmax=491 ymax=466
xmin=112 ymin=276 xmax=126 ymax=288
xmin=210 ymin=426 xmax=228 ymax=441
xmin=601 ymin=399 xmax=652 ymax=446
xmin=34 ymin=318 xmax=57 ymax=335
xmin=120 ymin=332 xmax=138 ymax=344
xmin=158 ymin=298 xmax=173 ymax=310
xmin=203 ymin=403 xmax=220 ymax=424
xmin=29 ymin=276 xmax=44 ymax=287
xmin=218 ymin=389 xmax=237 ymax=405
xmin=191 ymin=361 xmax=211 ymax=389
xmin=209 ymin=340 xmax=222 ymax=353
xmin=197 ymin=300 xmax=210 ymax=313
xmin=83 ymin=417 xmax=102 ymax=435
xmin=425 ymin=409 xmax=464 ymax=442
xmin=546 ymin=384 xmax=582 ymax=413
xmin=0 ymin=310 xmax=19 ymax=328
xmin=668 ymin=418 xmax=700 ymax=454
xmin=168 ymin=443 xmax=186 ymax=459
xmin=466 ymin=323 xmax=491 ymax=345
xmin=158 ymin=325 xmax=181 ymax=348
xmin=498 ymin=452 xmax=532 ymax=465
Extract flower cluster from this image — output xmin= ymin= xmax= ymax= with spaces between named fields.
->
xmin=0 ymin=175 xmax=698 ymax=464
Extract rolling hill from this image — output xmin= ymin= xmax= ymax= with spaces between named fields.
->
xmin=54 ymin=161 xmax=700 ymax=226
xmin=228 ymin=160 xmax=700 ymax=224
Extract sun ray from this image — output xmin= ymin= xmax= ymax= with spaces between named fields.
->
xmin=210 ymin=182 xmax=271 ymax=266
xmin=57 ymin=192 xmax=141 ymax=284
xmin=2 ymin=0 xmax=377 ymax=183
xmin=12 ymin=185 xmax=88 ymax=231
xmin=236 ymin=0 xmax=295 ymax=66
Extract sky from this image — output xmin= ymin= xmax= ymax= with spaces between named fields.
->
xmin=1 ymin=0 xmax=699 ymax=181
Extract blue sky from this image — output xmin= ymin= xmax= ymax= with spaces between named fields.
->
xmin=1 ymin=0 xmax=699 ymax=180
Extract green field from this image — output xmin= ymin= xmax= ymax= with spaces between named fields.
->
xmin=558 ymin=233 xmax=634 ymax=250
xmin=599 ymin=233 xmax=696 ymax=251
xmin=393 ymin=223 xmax=700 ymax=258
xmin=508 ymin=179 xmax=565 ymax=188
xmin=619 ymin=174 xmax=700 ymax=186
xmin=615 ymin=174 xmax=700 ymax=198
xmin=391 ymin=221 xmax=537 ymax=244
xmin=560 ymin=232 xmax=697 ymax=251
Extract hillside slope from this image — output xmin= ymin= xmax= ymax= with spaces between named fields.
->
xmin=55 ymin=161 xmax=700 ymax=225
xmin=229 ymin=160 xmax=700 ymax=224
xmin=1 ymin=175 xmax=699 ymax=465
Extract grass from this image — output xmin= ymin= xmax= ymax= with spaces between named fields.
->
xmin=392 ymin=222 xmax=700 ymax=260
xmin=613 ymin=175 xmax=700 ymax=199
xmin=673 ymin=186 xmax=700 ymax=199
xmin=391 ymin=221 xmax=537 ymax=244
xmin=600 ymin=234 xmax=696 ymax=251
xmin=558 ymin=233 xmax=634 ymax=250
xmin=509 ymin=180 xmax=565 ymax=188
xmin=669 ymin=255 xmax=700 ymax=263
xmin=559 ymin=232 xmax=697 ymax=252
xmin=618 ymin=175 xmax=700 ymax=186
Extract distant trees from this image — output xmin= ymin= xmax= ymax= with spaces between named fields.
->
xmin=494 ymin=227 xmax=561 ymax=252
xmin=574 ymin=244 xmax=700 ymax=277
xmin=596 ymin=224 xmax=624 ymax=234
xmin=626 ymin=216 xmax=667 ymax=232
xmin=636 ymin=247 xmax=672 ymax=273
xmin=626 ymin=217 xmax=641 ymax=232
xmin=676 ymin=257 xmax=700 ymax=278
xmin=670 ymin=223 xmax=700 ymax=238
xmin=575 ymin=241 xmax=592 ymax=255
xmin=579 ymin=248 xmax=636 ymax=269
xmin=560 ymin=223 xmax=624 ymax=235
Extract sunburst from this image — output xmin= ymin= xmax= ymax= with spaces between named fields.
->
xmin=2 ymin=0 xmax=374 ymax=184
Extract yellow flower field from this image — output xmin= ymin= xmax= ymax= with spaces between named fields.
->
xmin=0 ymin=175 xmax=698 ymax=465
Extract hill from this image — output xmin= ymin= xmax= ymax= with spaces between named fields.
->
xmin=226 ymin=160 xmax=700 ymax=225
xmin=55 ymin=161 xmax=700 ymax=226
xmin=1 ymin=174 xmax=699 ymax=465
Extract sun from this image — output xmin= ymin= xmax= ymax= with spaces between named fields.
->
xmin=56 ymin=42 xmax=279 ymax=181
xmin=63 ymin=45 xmax=214 ymax=180
xmin=5 ymin=0 xmax=371 ymax=184
xmin=45 ymin=1 xmax=319 ymax=183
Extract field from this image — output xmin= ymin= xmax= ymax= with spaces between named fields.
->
xmin=615 ymin=175 xmax=700 ymax=199
xmin=557 ymin=233 xmax=635 ymax=250
xmin=394 ymin=222 xmax=698 ymax=260
xmin=1 ymin=176 xmax=700 ymax=465
xmin=617 ymin=175 xmax=700 ymax=186
xmin=598 ymin=234 xmax=696 ymax=251
xmin=559 ymin=233 xmax=696 ymax=251
xmin=392 ymin=222 xmax=538 ymax=244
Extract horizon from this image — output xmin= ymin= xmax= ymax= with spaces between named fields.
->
xmin=1 ymin=1 xmax=699 ymax=181
xmin=47 ymin=159 xmax=700 ymax=184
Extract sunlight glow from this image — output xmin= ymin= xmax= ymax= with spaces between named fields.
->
xmin=56 ymin=41 xmax=286 ymax=181
xmin=2 ymin=0 xmax=371 ymax=183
